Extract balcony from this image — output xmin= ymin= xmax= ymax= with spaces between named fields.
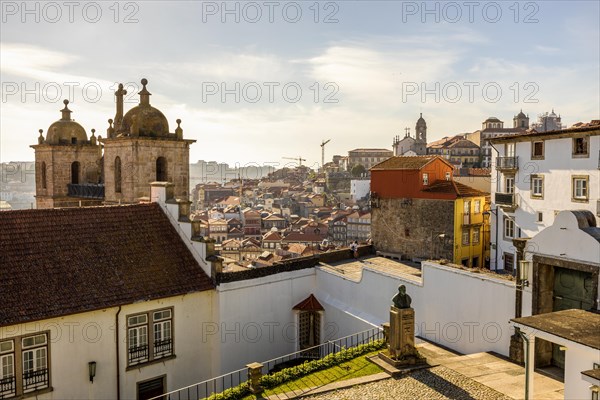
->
xmin=496 ymin=156 xmax=519 ymax=171
xmin=23 ymin=368 xmax=49 ymax=392
xmin=495 ymin=192 xmax=518 ymax=210
xmin=461 ymin=212 xmax=484 ymax=226
xmin=0 ymin=375 xmax=16 ymax=398
xmin=67 ymin=183 xmax=105 ymax=199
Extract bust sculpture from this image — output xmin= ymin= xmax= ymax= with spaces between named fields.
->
xmin=392 ymin=285 xmax=412 ymax=309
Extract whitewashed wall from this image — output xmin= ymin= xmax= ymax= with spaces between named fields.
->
xmin=213 ymin=269 xmax=317 ymax=374
xmin=0 ymin=292 xmax=214 ymax=400
xmin=315 ymin=261 xmax=516 ymax=357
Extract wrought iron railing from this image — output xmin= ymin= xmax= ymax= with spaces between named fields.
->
xmin=0 ymin=376 xmax=16 ymax=399
xmin=154 ymin=339 xmax=173 ymax=358
xmin=128 ymin=344 xmax=149 ymax=365
xmin=495 ymin=192 xmax=516 ymax=207
xmin=148 ymin=327 xmax=384 ymax=400
xmin=67 ymin=183 xmax=105 ymax=199
xmin=22 ymin=368 xmax=48 ymax=392
xmin=496 ymin=156 xmax=518 ymax=170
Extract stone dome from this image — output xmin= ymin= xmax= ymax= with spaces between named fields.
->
xmin=120 ymin=79 xmax=170 ymax=137
xmin=416 ymin=113 xmax=426 ymax=125
xmin=516 ymin=110 xmax=527 ymax=118
xmin=121 ymin=105 xmax=170 ymax=136
xmin=45 ymin=100 xmax=88 ymax=144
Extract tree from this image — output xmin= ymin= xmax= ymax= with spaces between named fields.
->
xmin=351 ymin=164 xmax=366 ymax=177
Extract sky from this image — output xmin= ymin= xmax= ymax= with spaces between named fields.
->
xmin=1 ymin=0 xmax=599 ymax=168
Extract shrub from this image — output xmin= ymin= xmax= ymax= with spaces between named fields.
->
xmin=260 ymin=340 xmax=385 ymax=388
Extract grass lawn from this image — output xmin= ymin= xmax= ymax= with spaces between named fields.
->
xmin=242 ymin=349 xmax=383 ymax=399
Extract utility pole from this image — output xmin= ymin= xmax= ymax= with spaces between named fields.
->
xmin=320 ymin=139 xmax=331 ymax=171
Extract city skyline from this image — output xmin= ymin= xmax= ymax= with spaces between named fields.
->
xmin=1 ymin=1 xmax=599 ymax=166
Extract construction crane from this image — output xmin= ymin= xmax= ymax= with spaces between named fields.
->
xmin=320 ymin=139 xmax=331 ymax=170
xmin=282 ymin=156 xmax=306 ymax=166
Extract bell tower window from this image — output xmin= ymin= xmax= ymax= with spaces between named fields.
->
xmin=115 ymin=157 xmax=122 ymax=193
xmin=71 ymin=162 xmax=80 ymax=184
xmin=41 ymin=162 xmax=47 ymax=189
xmin=156 ymin=157 xmax=167 ymax=182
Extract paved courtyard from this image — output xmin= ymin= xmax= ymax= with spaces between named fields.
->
xmin=292 ymin=341 xmax=564 ymax=400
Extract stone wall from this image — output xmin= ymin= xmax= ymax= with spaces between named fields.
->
xmin=372 ymin=198 xmax=455 ymax=260
xmin=103 ymin=138 xmax=191 ymax=203
xmin=33 ymin=145 xmax=101 ymax=208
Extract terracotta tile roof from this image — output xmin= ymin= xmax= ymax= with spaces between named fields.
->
xmin=490 ymin=120 xmax=600 ymax=142
xmin=282 ymin=232 xmax=324 ymax=242
xmin=0 ymin=203 xmax=213 ymax=327
xmin=263 ymin=231 xmax=283 ymax=241
xmin=422 ymin=180 xmax=489 ymax=197
xmin=371 ymin=155 xmax=447 ymax=170
xmin=293 ymin=294 xmax=324 ymax=311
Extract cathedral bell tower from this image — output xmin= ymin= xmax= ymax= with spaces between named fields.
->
xmin=101 ymin=79 xmax=195 ymax=204
xmin=31 ymin=100 xmax=102 ymax=209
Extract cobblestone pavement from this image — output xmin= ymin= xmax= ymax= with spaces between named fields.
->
xmin=303 ymin=366 xmax=512 ymax=400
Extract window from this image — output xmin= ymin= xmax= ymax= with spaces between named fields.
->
xmin=531 ymin=141 xmax=544 ymax=158
xmin=41 ymin=162 xmax=47 ymax=189
xmin=572 ymin=137 xmax=589 ymax=156
xmin=537 ymin=212 xmax=543 ymax=223
xmin=0 ymin=333 xmax=49 ymax=398
xmin=505 ymin=176 xmax=514 ymax=194
xmin=422 ymin=173 xmax=429 ymax=185
xmin=531 ymin=175 xmax=543 ymax=198
xmin=473 ymin=228 xmax=480 ymax=244
xmin=572 ymin=176 xmax=589 ymax=201
xmin=462 ymin=229 xmax=470 ymax=245
xmin=504 ymin=252 xmax=515 ymax=272
xmin=445 ymin=172 xmax=451 ymax=181
xmin=1 ymin=340 xmax=15 ymax=398
xmin=115 ymin=156 xmax=122 ymax=193
xmin=474 ymin=200 xmax=481 ymax=214
xmin=127 ymin=308 xmax=173 ymax=367
xmin=504 ymin=217 xmax=514 ymax=239
xmin=71 ymin=161 xmax=80 ymax=184
xmin=156 ymin=157 xmax=167 ymax=182
xmin=463 ymin=200 xmax=470 ymax=215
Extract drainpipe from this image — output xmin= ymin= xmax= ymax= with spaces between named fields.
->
xmin=115 ymin=306 xmax=122 ymax=400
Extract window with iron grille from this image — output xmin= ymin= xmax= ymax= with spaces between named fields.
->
xmin=0 ymin=333 xmax=50 ymax=399
xmin=127 ymin=308 xmax=173 ymax=367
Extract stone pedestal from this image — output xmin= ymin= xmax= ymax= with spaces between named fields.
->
xmin=246 ymin=362 xmax=264 ymax=394
xmin=379 ymin=307 xmax=425 ymax=367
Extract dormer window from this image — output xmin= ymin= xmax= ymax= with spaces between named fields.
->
xmin=71 ymin=137 xmax=77 ymax=144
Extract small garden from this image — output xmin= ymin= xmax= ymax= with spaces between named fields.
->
xmin=206 ymin=340 xmax=386 ymax=400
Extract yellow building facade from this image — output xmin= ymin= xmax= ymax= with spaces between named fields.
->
xmin=453 ymin=196 xmax=490 ymax=268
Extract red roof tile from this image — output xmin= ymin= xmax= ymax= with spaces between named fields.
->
xmin=0 ymin=203 xmax=214 ymax=327
xmin=422 ymin=180 xmax=489 ymax=197
xmin=371 ymin=155 xmax=452 ymax=170
xmin=293 ymin=294 xmax=324 ymax=311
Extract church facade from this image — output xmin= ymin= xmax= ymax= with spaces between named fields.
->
xmin=392 ymin=114 xmax=427 ymax=156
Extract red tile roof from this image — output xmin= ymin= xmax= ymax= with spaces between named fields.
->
xmin=293 ymin=294 xmax=324 ymax=311
xmin=371 ymin=155 xmax=451 ymax=170
xmin=0 ymin=203 xmax=214 ymax=327
xmin=422 ymin=180 xmax=489 ymax=197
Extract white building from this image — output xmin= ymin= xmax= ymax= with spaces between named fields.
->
xmin=350 ymin=179 xmax=370 ymax=201
xmin=0 ymin=201 xmax=215 ymax=399
xmin=489 ymin=122 xmax=600 ymax=272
